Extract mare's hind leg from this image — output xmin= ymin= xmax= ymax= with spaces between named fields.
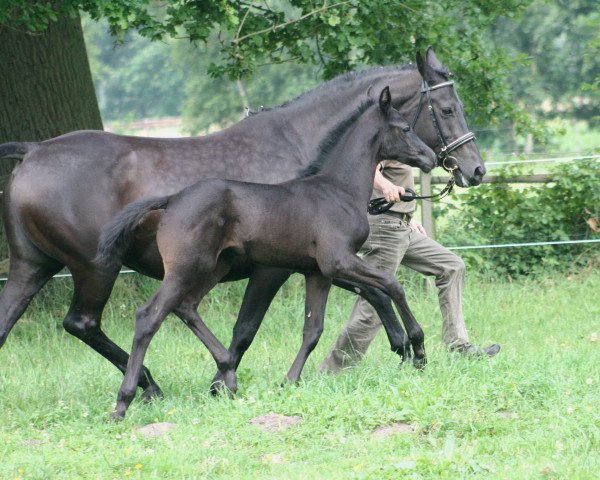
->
xmin=332 ymin=278 xmax=412 ymax=363
xmin=285 ymin=273 xmax=332 ymax=383
xmin=210 ymin=266 xmax=292 ymax=392
xmin=0 ymin=254 xmax=62 ymax=347
xmin=63 ymin=267 xmax=163 ymax=402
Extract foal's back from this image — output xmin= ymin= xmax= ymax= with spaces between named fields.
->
xmin=156 ymin=176 xmax=367 ymax=274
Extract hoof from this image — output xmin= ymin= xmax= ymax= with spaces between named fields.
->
xmin=109 ymin=410 xmax=125 ymax=422
xmin=141 ymin=384 xmax=164 ymax=403
xmin=209 ymin=370 xmax=237 ymax=398
xmin=209 ymin=372 xmax=225 ymax=396
xmin=413 ymin=355 xmax=427 ymax=370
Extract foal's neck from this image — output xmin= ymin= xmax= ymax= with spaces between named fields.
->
xmin=317 ymin=108 xmax=382 ymax=209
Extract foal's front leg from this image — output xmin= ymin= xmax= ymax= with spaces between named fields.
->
xmin=285 ymin=273 xmax=332 ymax=383
xmin=332 ymin=278 xmax=412 ymax=363
xmin=324 ymin=253 xmax=426 ymax=367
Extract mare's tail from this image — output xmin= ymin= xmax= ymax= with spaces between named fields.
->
xmin=96 ymin=196 xmax=170 ymax=265
xmin=0 ymin=142 xmax=36 ymax=160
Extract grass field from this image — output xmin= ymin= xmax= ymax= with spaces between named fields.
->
xmin=1 ymin=268 xmax=599 ymax=479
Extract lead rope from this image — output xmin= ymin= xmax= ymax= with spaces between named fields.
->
xmin=367 ymin=168 xmax=456 ymax=215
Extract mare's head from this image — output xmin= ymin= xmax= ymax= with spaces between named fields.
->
xmin=378 ymin=87 xmax=436 ymax=172
xmin=411 ymin=47 xmax=486 ymax=187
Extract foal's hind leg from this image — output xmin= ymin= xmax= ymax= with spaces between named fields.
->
xmin=285 ymin=273 xmax=332 ymax=383
xmin=210 ymin=266 xmax=292 ymax=392
xmin=174 ymin=295 xmax=237 ymax=395
xmin=112 ymin=274 xmax=191 ymax=420
xmin=63 ymin=267 xmax=163 ymax=402
xmin=332 ymin=278 xmax=412 ymax=363
xmin=0 ymin=254 xmax=62 ymax=347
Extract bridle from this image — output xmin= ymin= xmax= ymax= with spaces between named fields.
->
xmin=368 ymin=79 xmax=476 ymax=215
xmin=410 ymin=79 xmax=476 ymax=173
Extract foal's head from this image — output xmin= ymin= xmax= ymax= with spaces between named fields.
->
xmin=377 ymin=87 xmax=436 ymax=172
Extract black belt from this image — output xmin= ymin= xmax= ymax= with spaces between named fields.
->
xmin=375 ymin=210 xmax=412 ymax=222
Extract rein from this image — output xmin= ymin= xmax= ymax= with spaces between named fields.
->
xmin=368 ymin=79 xmax=474 ymax=216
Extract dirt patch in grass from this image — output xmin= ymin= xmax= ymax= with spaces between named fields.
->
xmin=135 ymin=422 xmax=177 ymax=438
xmin=249 ymin=413 xmax=302 ymax=432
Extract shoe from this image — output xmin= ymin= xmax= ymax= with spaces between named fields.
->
xmin=450 ymin=342 xmax=501 ymax=357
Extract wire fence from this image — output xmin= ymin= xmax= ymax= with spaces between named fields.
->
xmin=485 ymin=154 xmax=600 ymax=166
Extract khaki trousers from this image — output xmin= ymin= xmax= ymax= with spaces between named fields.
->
xmin=321 ymin=212 xmax=470 ymax=372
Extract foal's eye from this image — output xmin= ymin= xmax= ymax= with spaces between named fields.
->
xmin=402 ymin=126 xmax=411 ymax=133
xmin=441 ymin=107 xmax=454 ymax=116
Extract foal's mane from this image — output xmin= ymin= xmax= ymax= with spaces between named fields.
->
xmin=249 ymin=64 xmax=415 ymax=116
xmin=299 ymin=98 xmax=376 ymax=178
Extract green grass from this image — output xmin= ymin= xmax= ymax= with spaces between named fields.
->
xmin=1 ymin=270 xmax=599 ymax=479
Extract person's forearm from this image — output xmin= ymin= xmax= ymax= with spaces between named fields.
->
xmin=373 ymin=167 xmax=389 ymax=190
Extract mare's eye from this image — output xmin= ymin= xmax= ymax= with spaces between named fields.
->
xmin=442 ymin=107 xmax=454 ymax=116
xmin=402 ymin=126 xmax=410 ymax=133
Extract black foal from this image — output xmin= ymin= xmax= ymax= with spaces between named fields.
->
xmin=98 ymin=87 xmax=436 ymax=420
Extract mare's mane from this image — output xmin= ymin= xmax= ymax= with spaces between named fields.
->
xmin=299 ymin=98 xmax=376 ymax=178
xmin=249 ymin=64 xmax=415 ymax=116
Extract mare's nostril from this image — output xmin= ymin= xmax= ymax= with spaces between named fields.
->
xmin=474 ymin=166 xmax=485 ymax=179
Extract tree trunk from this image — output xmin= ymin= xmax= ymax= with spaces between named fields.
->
xmin=0 ymin=14 xmax=103 ymax=261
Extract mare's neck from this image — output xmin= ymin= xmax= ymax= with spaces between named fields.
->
xmin=267 ymin=69 xmax=418 ymax=164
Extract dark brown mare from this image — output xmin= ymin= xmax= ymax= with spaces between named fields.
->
xmin=0 ymin=48 xmax=484 ymax=400
xmin=97 ymin=88 xmax=437 ymax=420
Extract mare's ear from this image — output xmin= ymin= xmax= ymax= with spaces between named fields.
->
xmin=425 ymin=46 xmax=445 ymax=72
xmin=379 ymin=86 xmax=392 ymax=116
xmin=416 ymin=48 xmax=436 ymax=82
xmin=366 ymin=84 xmax=374 ymax=98
xmin=416 ymin=51 xmax=426 ymax=79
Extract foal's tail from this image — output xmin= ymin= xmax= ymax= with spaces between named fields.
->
xmin=0 ymin=142 xmax=36 ymax=160
xmin=96 ymin=196 xmax=170 ymax=265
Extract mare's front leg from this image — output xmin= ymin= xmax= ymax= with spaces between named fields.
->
xmin=285 ymin=273 xmax=332 ymax=383
xmin=210 ymin=266 xmax=293 ymax=393
xmin=324 ymin=254 xmax=426 ymax=367
xmin=332 ymin=278 xmax=412 ymax=363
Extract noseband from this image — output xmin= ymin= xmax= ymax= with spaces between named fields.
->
xmin=410 ymin=80 xmax=476 ymax=173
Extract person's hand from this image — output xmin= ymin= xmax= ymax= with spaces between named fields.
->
xmin=410 ymin=219 xmax=428 ymax=236
xmin=380 ymin=178 xmax=405 ymax=203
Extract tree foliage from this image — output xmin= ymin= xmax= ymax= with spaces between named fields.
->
xmin=2 ymin=0 xmax=535 ymax=128
xmin=489 ymin=0 xmax=600 ymax=121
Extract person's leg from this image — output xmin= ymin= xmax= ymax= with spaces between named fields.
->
xmin=320 ymin=215 xmax=411 ymax=372
xmin=399 ymin=231 xmax=469 ymax=347
xmin=400 ymin=231 xmax=499 ymax=355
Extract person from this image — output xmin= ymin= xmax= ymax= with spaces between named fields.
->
xmin=320 ymin=161 xmax=500 ymax=373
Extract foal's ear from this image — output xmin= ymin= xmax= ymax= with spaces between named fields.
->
xmin=379 ymin=86 xmax=392 ymax=116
